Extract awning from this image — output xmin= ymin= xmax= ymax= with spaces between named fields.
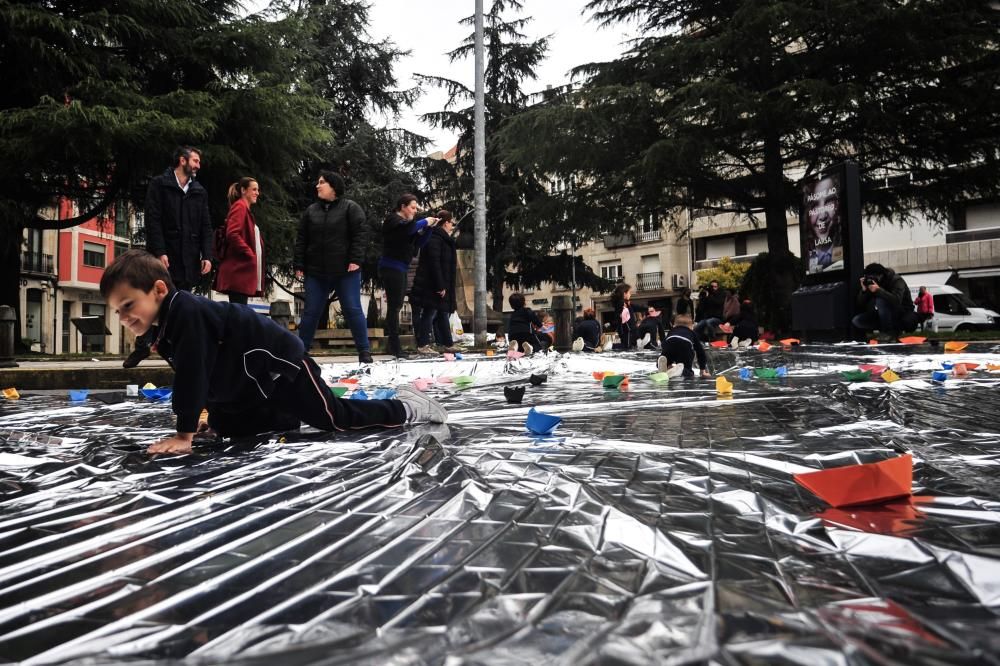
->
xmin=900 ymin=270 xmax=954 ymax=285
xmin=957 ymin=267 xmax=1000 ymax=279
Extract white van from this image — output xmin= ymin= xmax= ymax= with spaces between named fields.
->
xmin=908 ymin=284 xmax=1000 ymax=332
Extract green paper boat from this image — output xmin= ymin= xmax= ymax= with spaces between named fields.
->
xmin=602 ymin=374 xmax=626 ymax=388
xmin=840 ymin=370 xmax=872 ymax=382
xmin=648 ymin=372 xmax=670 ymax=383
xmin=330 ymin=385 xmax=349 ymax=397
xmin=453 ymin=375 xmax=475 ymax=386
xmin=753 ymin=368 xmax=779 ymax=379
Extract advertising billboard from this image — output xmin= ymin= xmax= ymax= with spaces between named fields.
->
xmin=802 ymin=171 xmax=844 ymax=275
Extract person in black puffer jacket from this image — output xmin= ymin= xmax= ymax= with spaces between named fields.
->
xmin=294 ymin=171 xmax=372 ymax=362
xmin=409 ymin=212 xmax=458 ymax=352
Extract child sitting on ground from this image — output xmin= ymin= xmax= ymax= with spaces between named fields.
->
xmin=730 ymin=301 xmax=760 ymax=345
xmin=101 ymin=250 xmax=446 ymax=455
xmin=507 ymin=292 xmax=543 ymax=355
xmin=572 ymin=308 xmax=601 ymax=351
xmin=535 ymin=310 xmax=555 ymax=350
xmin=657 ymin=314 xmax=711 ymax=378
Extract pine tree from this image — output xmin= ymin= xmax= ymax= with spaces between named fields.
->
xmin=499 ymin=0 xmax=1000 ymax=323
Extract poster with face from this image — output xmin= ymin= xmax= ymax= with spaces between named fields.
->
xmin=802 ymin=172 xmax=844 ymax=275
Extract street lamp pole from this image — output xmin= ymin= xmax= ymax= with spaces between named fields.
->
xmin=473 ymin=0 xmax=488 ymax=346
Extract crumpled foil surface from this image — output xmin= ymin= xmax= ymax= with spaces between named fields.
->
xmin=2 ymin=343 xmax=1000 ymax=665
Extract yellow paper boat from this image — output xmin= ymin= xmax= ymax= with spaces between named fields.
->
xmin=944 ymin=341 xmax=968 ymax=353
xmin=2 ymin=387 xmax=19 ymax=400
xmin=987 ymin=364 xmax=1000 ymax=371
xmin=716 ymin=376 xmax=733 ymax=395
xmin=880 ymin=369 xmax=900 ymax=383
xmin=142 ymin=382 xmax=157 ymax=390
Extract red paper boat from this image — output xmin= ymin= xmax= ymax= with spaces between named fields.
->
xmin=858 ymin=364 xmax=888 ymax=375
xmin=757 ymin=341 xmax=771 ymax=352
xmin=710 ymin=340 xmax=729 ymax=348
xmin=898 ymin=336 xmax=925 ymax=345
xmin=794 ymin=454 xmax=913 ymax=508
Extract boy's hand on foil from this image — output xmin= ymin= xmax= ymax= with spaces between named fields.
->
xmin=148 ymin=434 xmax=194 ymax=455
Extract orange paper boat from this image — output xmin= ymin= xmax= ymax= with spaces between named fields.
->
xmin=794 ymin=454 xmax=913 ymax=508
xmin=943 ymin=341 xmax=968 ymax=352
xmin=780 ymin=338 xmax=800 ymax=346
xmin=757 ymin=341 xmax=771 ymax=352
xmin=987 ymin=363 xmax=1000 ymax=371
xmin=898 ymin=336 xmax=925 ymax=345
xmin=710 ymin=340 xmax=729 ymax=348
xmin=868 ymin=339 xmax=879 ymax=345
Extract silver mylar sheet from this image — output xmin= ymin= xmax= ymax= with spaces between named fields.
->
xmin=2 ymin=343 xmax=1000 ymax=665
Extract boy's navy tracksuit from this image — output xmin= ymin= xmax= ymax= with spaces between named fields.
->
xmin=153 ymin=290 xmax=405 ymax=437
xmin=663 ymin=326 xmax=707 ymax=377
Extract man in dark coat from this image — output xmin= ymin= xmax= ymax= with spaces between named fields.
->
xmin=409 ymin=217 xmax=458 ymax=353
xmin=852 ymin=263 xmax=918 ymax=340
xmin=126 ymin=146 xmax=212 ymax=368
xmin=694 ymin=280 xmax=726 ymax=341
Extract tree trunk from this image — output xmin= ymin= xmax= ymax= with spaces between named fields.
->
xmin=0 ymin=220 xmax=25 ymax=351
xmin=763 ymin=127 xmax=797 ymax=332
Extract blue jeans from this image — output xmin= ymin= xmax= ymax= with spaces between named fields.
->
xmin=852 ymin=295 xmax=902 ymax=335
xmin=298 ymin=271 xmax=369 ymax=352
xmin=694 ymin=318 xmax=722 ymax=342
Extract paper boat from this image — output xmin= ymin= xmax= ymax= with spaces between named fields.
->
xmin=371 ymin=388 xmax=397 ymax=400
xmin=754 ymin=368 xmax=780 ymax=379
xmin=338 ymin=377 xmax=359 ymax=385
xmin=529 ymin=373 xmax=548 ymax=386
xmin=443 ymin=353 xmax=455 ymax=361
xmin=2 ymin=387 xmax=19 ymax=400
xmin=455 ymin=353 xmax=464 ymax=360
xmin=330 ymin=385 xmax=349 ymax=398
xmin=941 ymin=361 xmax=978 ymax=371
xmin=349 ymin=389 xmax=368 ymax=400
xmin=710 ymin=340 xmax=729 ymax=348
xmin=793 ymin=453 xmax=913 ymax=508
xmin=648 ymin=372 xmax=670 ymax=383
xmin=504 ymin=386 xmax=525 ymax=404
xmin=858 ymin=364 xmax=888 ymax=374
xmin=943 ymin=341 xmax=968 ymax=352
xmin=716 ymin=376 xmax=733 ymax=395
xmin=780 ymin=338 xmax=800 ymax=346
xmin=757 ymin=341 xmax=771 ymax=352
xmin=931 ymin=370 xmax=949 ymax=382
xmin=952 ymin=364 xmax=969 ymax=377
xmin=412 ymin=378 xmax=432 ymax=392
xmin=840 ymin=370 xmax=872 ymax=382
xmin=987 ymin=364 xmax=1000 ymax=371
xmin=68 ymin=389 xmax=89 ymax=401
xmin=898 ymin=336 xmax=926 ymax=345
xmin=739 ymin=368 xmax=752 ymax=380
xmin=140 ymin=387 xmax=172 ymax=400
xmin=880 ymin=369 xmax=900 ymax=383
xmin=453 ymin=375 xmax=475 ymax=387
xmin=868 ymin=339 xmax=880 ymax=346
xmin=507 ymin=350 xmax=525 ymax=359
xmin=526 ymin=407 xmax=561 ymax=435
xmin=436 ymin=376 xmax=454 ymax=384
xmin=486 ymin=349 xmax=495 ymax=357
xmin=142 ymin=382 xmax=157 ymax=390
xmin=602 ymin=374 xmax=627 ymax=388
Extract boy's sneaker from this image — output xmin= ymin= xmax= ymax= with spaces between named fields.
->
xmin=603 ymin=337 xmax=614 ymax=352
xmin=571 ymin=337 xmax=585 ymax=352
xmin=729 ymin=336 xmax=740 ymax=349
xmin=521 ymin=342 xmax=534 ymax=356
xmin=657 ymin=356 xmax=669 ymax=374
xmin=510 ymin=340 xmax=520 ymax=352
xmin=637 ymin=333 xmax=651 ymax=350
xmin=396 ymin=386 xmax=448 ymax=424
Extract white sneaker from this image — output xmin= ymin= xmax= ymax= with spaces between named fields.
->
xmin=571 ymin=337 xmax=584 ymax=352
xmin=522 ymin=342 xmax=534 ymax=356
xmin=396 ymin=385 xmax=448 ymax=424
xmin=657 ymin=356 xmax=669 ymax=373
xmin=738 ymin=338 xmax=751 ymax=349
xmin=603 ymin=337 xmax=614 ymax=352
xmin=667 ymin=364 xmax=685 ymax=378
xmin=730 ymin=337 xmax=740 ymax=349
xmin=510 ymin=340 xmax=519 ymax=352
xmin=637 ymin=333 xmax=651 ymax=350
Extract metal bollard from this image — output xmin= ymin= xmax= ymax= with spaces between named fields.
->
xmin=269 ymin=300 xmax=292 ymax=330
xmin=551 ymin=295 xmax=574 ymax=352
xmin=0 ymin=305 xmax=18 ymax=368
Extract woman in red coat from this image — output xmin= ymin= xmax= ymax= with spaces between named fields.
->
xmin=214 ymin=177 xmax=263 ymax=304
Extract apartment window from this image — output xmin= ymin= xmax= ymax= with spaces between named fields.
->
xmin=114 ymin=241 xmax=129 ymax=260
xmin=114 ymin=201 xmax=129 ymax=238
xmin=83 ymin=242 xmax=106 ymax=268
xmin=600 ymin=262 xmax=623 ymax=282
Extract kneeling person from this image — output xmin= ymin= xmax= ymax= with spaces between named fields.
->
xmin=102 ymin=250 xmax=446 ymax=455
xmin=658 ymin=314 xmax=711 ymax=378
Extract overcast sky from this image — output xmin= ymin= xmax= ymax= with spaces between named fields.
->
xmin=249 ymin=1 xmax=637 ymax=154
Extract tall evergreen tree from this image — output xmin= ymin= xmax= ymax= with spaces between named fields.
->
xmin=0 ymin=0 xmax=329 ymax=344
xmin=499 ymin=0 xmax=1000 ymax=324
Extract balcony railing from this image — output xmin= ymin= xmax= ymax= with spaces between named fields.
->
xmin=637 ymin=229 xmax=662 ymax=243
xmin=635 ymin=271 xmax=664 ymax=292
xmin=603 ymin=231 xmax=636 ymax=249
xmin=21 ymin=252 xmax=54 ymax=275
xmin=947 ymin=227 xmax=1000 ymax=243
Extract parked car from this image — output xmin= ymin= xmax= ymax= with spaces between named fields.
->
xmin=909 ymin=284 xmax=1000 ymax=332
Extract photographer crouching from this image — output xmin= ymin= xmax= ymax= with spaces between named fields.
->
xmin=852 ymin=263 xmax=919 ymax=342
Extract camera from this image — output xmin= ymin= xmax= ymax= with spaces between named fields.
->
xmin=863 ymin=276 xmax=877 ymax=287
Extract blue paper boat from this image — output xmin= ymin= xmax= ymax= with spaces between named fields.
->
xmin=68 ymin=389 xmax=89 ymax=401
xmin=455 ymin=352 xmax=464 ymax=360
xmin=140 ymin=388 xmax=172 ymax=400
xmin=372 ymin=388 xmax=397 ymax=400
xmin=739 ymin=368 xmax=752 ymax=380
xmin=776 ymin=366 xmax=788 ymax=377
xmin=931 ymin=371 xmax=948 ymax=383
xmin=526 ymin=407 xmax=561 ymax=435
xmin=350 ymin=389 xmax=369 ymax=400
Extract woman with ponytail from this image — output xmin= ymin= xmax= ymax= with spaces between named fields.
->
xmin=213 ymin=177 xmax=263 ymax=305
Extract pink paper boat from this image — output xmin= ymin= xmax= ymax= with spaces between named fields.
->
xmin=507 ymin=350 xmax=525 ymax=359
